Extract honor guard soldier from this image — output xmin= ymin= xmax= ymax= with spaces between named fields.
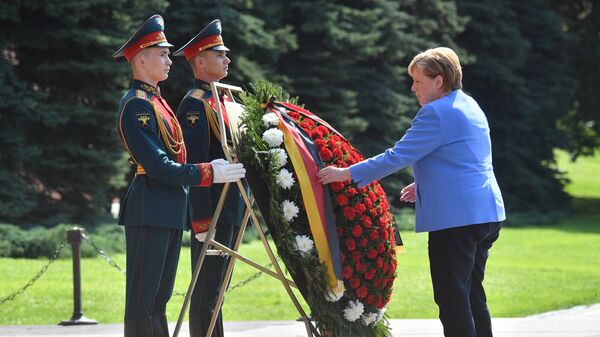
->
xmin=173 ymin=19 xmax=245 ymax=337
xmin=113 ymin=15 xmax=245 ymax=337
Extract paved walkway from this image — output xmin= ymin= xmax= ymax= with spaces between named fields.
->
xmin=1 ymin=303 xmax=598 ymax=337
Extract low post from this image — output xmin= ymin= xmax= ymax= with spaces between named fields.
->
xmin=59 ymin=227 xmax=97 ymax=326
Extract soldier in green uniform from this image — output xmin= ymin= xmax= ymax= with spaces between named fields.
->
xmin=173 ymin=19 xmax=245 ymax=337
xmin=113 ymin=15 xmax=245 ymax=337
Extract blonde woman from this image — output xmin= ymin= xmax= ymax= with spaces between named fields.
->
xmin=318 ymin=47 xmax=505 ymax=337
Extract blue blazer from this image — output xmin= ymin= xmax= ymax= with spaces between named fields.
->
xmin=350 ymin=90 xmax=505 ymax=232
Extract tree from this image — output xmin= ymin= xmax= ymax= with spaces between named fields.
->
xmin=162 ymin=0 xmax=297 ymax=104
xmin=455 ymin=0 xmax=572 ymax=215
xmin=275 ymin=0 xmax=467 ymax=203
xmin=0 ymin=0 xmax=167 ymax=226
xmin=545 ymin=0 xmax=600 ymax=156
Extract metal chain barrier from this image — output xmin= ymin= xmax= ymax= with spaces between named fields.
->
xmin=81 ymin=233 xmax=270 ymax=295
xmin=0 ymin=241 xmax=67 ymax=305
xmin=226 ymin=263 xmax=271 ymax=292
xmin=1 ymin=233 xmax=272 ymax=305
xmin=81 ymin=233 xmax=125 ymax=274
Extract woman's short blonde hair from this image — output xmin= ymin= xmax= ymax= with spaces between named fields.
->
xmin=408 ymin=47 xmax=463 ymax=92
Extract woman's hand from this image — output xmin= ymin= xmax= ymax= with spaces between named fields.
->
xmin=317 ymin=166 xmax=352 ymax=184
xmin=400 ymin=182 xmax=416 ymax=203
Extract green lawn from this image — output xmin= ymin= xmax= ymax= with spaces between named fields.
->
xmin=555 ymin=149 xmax=600 ymax=197
xmin=1 ymin=220 xmax=599 ymax=324
xmin=1 ymin=150 xmax=599 ymax=325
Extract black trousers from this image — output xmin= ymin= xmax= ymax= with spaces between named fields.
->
xmin=428 ymin=222 xmax=502 ymax=337
xmin=189 ymin=223 xmax=238 ymax=337
xmin=124 ymin=226 xmax=182 ymax=337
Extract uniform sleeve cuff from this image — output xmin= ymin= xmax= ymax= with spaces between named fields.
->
xmin=197 ymin=163 xmax=213 ymax=187
xmin=192 ymin=218 xmax=212 ymax=234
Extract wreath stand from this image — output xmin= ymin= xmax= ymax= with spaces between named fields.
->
xmin=172 ymin=82 xmax=320 ymax=337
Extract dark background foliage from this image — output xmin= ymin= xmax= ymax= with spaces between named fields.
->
xmin=1 ymin=0 xmax=598 ymax=227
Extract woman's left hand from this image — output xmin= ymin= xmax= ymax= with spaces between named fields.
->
xmin=317 ymin=166 xmax=352 ymax=185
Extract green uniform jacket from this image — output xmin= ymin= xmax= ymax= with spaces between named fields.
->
xmin=116 ymin=80 xmax=213 ymax=230
xmin=176 ymin=79 xmax=244 ymax=233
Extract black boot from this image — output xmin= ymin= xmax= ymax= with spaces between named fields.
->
xmin=189 ymin=311 xmax=224 ymax=337
xmin=189 ymin=312 xmax=204 ymax=337
xmin=151 ymin=313 xmax=169 ymax=337
xmin=124 ymin=318 xmax=154 ymax=337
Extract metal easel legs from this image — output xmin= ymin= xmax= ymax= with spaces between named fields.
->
xmin=173 ymin=179 xmax=320 ymax=337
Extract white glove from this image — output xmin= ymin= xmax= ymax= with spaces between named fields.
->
xmin=211 ymin=159 xmax=246 ymax=183
xmin=210 ymin=158 xmax=229 ymax=165
xmin=195 ymin=232 xmax=208 ymax=242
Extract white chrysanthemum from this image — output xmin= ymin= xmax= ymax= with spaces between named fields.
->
xmin=343 ymin=300 xmax=364 ymax=322
xmin=276 ymin=168 xmax=295 ymax=189
xmin=281 ymin=200 xmax=299 ymax=222
xmin=269 ymin=148 xmax=288 ymax=169
xmin=262 ymin=112 xmax=280 ymax=128
xmin=262 ymin=128 xmax=284 ymax=148
xmin=376 ymin=308 xmax=387 ymax=322
xmin=294 ymin=235 xmax=314 ymax=255
xmin=324 ymin=282 xmax=345 ymax=302
xmin=361 ymin=312 xmax=378 ymax=326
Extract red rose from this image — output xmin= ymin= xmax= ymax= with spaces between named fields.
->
xmin=347 ymin=188 xmax=358 ymax=197
xmin=342 ymin=266 xmax=353 ymax=279
xmin=288 ymin=111 xmax=300 ymax=119
xmin=310 ymin=128 xmax=323 ymax=140
xmin=315 ymin=138 xmax=326 ymax=150
xmin=317 ymin=126 xmax=330 ymax=138
xmin=359 ymin=238 xmax=368 ymax=247
xmin=351 ymin=225 xmax=362 ymax=237
xmin=377 ymin=242 xmax=386 ymax=253
xmin=356 ymin=262 xmax=368 ymax=273
xmin=364 ymin=269 xmax=376 ymax=280
xmin=370 ymin=208 xmax=379 ymax=217
xmin=332 ymin=148 xmax=344 ymax=160
xmin=340 ymin=142 xmax=350 ymax=152
xmin=368 ymin=191 xmax=377 ymax=202
xmin=367 ymin=249 xmax=378 ymax=259
xmin=376 ymin=257 xmax=384 ymax=268
xmin=346 ymin=154 xmax=356 ymax=165
xmin=345 ymin=238 xmax=356 ymax=251
xmin=370 ymin=230 xmax=379 ymax=240
xmin=327 ymin=136 xmax=338 ymax=148
xmin=364 ymin=198 xmax=373 ymax=210
xmin=336 ymin=194 xmax=349 ymax=206
xmin=375 ymin=295 xmax=383 ymax=308
xmin=381 ymin=228 xmax=389 ymax=240
xmin=330 ymin=181 xmax=345 ymax=192
xmin=343 ymin=207 xmax=357 ymax=221
xmin=381 ymin=278 xmax=388 ymax=288
xmin=357 ymin=286 xmax=367 ymax=298
xmin=354 ymin=202 xmax=366 ymax=215
xmin=299 ymin=121 xmax=310 ymax=130
xmin=378 ymin=216 xmax=388 ymax=227
xmin=365 ymin=294 xmax=375 ymax=305
xmin=351 ymin=277 xmax=361 ymax=289
xmin=336 ymin=160 xmax=348 ymax=168
xmin=374 ymin=278 xmax=382 ymax=288
xmin=320 ymin=148 xmax=333 ymax=161
xmin=360 ymin=215 xmax=372 ymax=228
xmin=352 ymin=251 xmax=361 ymax=263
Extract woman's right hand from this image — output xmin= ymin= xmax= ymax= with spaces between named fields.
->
xmin=317 ymin=166 xmax=352 ymax=185
xmin=400 ymin=182 xmax=416 ymax=203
